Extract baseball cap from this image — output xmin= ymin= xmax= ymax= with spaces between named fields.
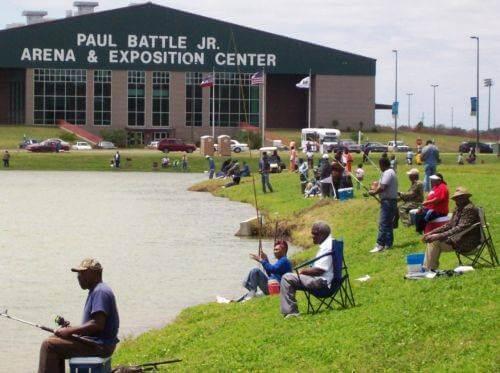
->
xmin=71 ymin=258 xmax=103 ymax=272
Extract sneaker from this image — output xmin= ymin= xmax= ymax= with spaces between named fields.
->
xmin=370 ymin=244 xmax=385 ymax=253
xmin=284 ymin=312 xmax=300 ymax=319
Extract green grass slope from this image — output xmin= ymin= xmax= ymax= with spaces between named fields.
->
xmin=114 ymin=155 xmax=500 ymax=371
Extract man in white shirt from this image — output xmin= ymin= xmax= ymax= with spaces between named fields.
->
xmin=280 ymin=221 xmax=333 ymax=317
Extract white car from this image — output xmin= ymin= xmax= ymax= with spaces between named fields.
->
xmin=214 ymin=139 xmax=249 ymax=153
xmin=71 ymin=141 xmax=92 ymax=150
xmin=146 ymin=140 xmax=159 ymax=149
xmin=387 ymin=140 xmax=410 ymax=152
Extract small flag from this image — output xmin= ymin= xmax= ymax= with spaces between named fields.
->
xmin=470 ymin=97 xmax=477 ymax=116
xmin=296 ymin=76 xmax=310 ymax=89
xmin=251 ymin=71 xmax=264 ymax=85
xmin=200 ymin=74 xmax=214 ymax=88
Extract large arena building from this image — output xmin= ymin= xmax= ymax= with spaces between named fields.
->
xmin=0 ymin=2 xmax=376 ymax=145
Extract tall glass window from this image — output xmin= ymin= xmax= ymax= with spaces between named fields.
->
xmin=210 ymin=72 xmax=259 ymax=127
xmin=94 ymin=70 xmax=111 ymax=126
xmin=152 ymin=72 xmax=169 ymax=127
xmin=34 ymin=69 xmax=86 ymax=125
xmin=186 ymin=72 xmax=203 ymax=127
xmin=128 ymin=71 xmax=145 ymax=126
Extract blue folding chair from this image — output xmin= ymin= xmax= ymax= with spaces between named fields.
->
xmin=294 ymin=239 xmax=355 ymax=314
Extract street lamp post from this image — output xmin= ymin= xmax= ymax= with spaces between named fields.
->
xmin=471 ymin=36 xmax=480 ymax=151
xmin=393 ymin=49 xmax=398 ymax=147
xmin=484 ymin=78 xmax=493 ymax=131
xmin=406 ymin=93 xmax=413 ymax=128
xmin=431 ymin=84 xmax=439 ymax=129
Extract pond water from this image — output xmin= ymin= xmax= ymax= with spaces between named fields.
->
xmin=0 ymin=171 xmax=293 ymax=372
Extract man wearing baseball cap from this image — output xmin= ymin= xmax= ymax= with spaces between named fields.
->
xmin=38 ymin=258 xmax=119 ymax=373
xmin=422 ymin=187 xmax=481 ymax=270
xmin=398 ymin=168 xmax=424 ymax=226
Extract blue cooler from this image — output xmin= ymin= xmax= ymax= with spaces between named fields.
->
xmin=406 ymin=253 xmax=425 ymax=273
xmin=69 ymin=357 xmax=111 ymax=373
xmin=338 ymin=187 xmax=354 ymax=201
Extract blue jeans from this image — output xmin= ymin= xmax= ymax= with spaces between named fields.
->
xmin=261 ymin=172 xmax=273 ymax=193
xmin=243 ymin=268 xmax=269 ymax=295
xmin=377 ymin=199 xmax=397 ymax=248
xmin=424 ymin=164 xmax=436 ymax=192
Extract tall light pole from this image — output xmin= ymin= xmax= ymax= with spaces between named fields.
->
xmin=393 ymin=49 xmax=398 ymax=146
xmin=431 ymin=84 xmax=439 ymax=129
xmin=406 ymin=93 xmax=413 ymax=127
xmin=484 ymin=78 xmax=493 ymax=131
xmin=471 ymin=36 xmax=480 ymax=151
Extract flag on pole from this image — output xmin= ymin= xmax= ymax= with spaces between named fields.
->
xmin=296 ymin=76 xmax=310 ymax=89
xmin=250 ymin=71 xmax=264 ymax=85
xmin=200 ymin=74 xmax=214 ymax=88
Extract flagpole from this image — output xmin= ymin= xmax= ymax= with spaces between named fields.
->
xmin=262 ymin=69 xmax=266 ymax=147
xmin=212 ymin=67 xmax=215 ymax=140
xmin=308 ymin=69 xmax=312 ymax=128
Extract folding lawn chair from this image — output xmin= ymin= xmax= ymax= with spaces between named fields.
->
xmin=454 ymin=207 xmax=498 ymax=267
xmin=294 ymin=239 xmax=355 ymax=314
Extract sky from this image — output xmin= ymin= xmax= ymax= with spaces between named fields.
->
xmin=1 ymin=0 xmax=499 ymax=130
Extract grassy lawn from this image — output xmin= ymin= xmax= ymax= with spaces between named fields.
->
xmin=114 ymin=154 xmax=500 ymax=371
xmin=0 ymin=125 xmax=64 ymax=149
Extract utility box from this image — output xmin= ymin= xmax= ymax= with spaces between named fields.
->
xmin=218 ymin=135 xmax=231 ymax=156
xmin=200 ymin=135 xmax=214 ymax=156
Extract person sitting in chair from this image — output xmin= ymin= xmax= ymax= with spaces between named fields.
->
xmin=280 ymin=221 xmax=333 ymax=318
xmin=398 ymin=168 xmax=424 ymax=226
xmin=240 ymin=240 xmax=292 ymax=301
xmin=422 ymin=187 xmax=480 ymax=271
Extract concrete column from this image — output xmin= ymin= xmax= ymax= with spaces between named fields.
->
xmin=25 ymin=69 xmax=34 ymax=125
xmin=110 ymin=70 xmax=128 ymax=131
xmin=145 ymin=70 xmax=152 ymax=127
xmin=169 ymin=71 xmax=185 ymax=138
xmin=86 ymin=70 xmax=94 ymax=126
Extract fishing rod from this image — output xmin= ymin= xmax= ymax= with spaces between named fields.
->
xmin=251 ymin=174 xmax=263 ymax=256
xmin=0 ymin=309 xmax=102 ymax=348
xmin=113 ymin=358 xmax=182 ymax=372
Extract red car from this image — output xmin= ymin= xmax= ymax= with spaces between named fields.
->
xmin=157 ymin=138 xmax=196 ymax=153
xmin=26 ymin=139 xmax=70 ymax=152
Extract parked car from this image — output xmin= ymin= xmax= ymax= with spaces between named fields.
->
xmin=214 ymin=139 xmax=249 ymax=153
xmin=19 ymin=139 xmax=39 ymax=149
xmin=327 ymin=139 xmax=361 ymax=153
xmin=46 ymin=138 xmax=70 ymax=147
xmin=361 ymin=142 xmax=388 ymax=153
xmin=157 ymin=138 xmax=196 ymax=153
xmin=387 ymin=140 xmax=410 ymax=152
xmin=26 ymin=139 xmax=70 ymax=152
xmin=96 ymin=141 xmax=117 ymax=149
xmin=458 ymin=141 xmax=493 ymax=154
xmin=146 ymin=140 xmax=159 ymax=149
xmin=71 ymin=141 xmax=92 ymax=150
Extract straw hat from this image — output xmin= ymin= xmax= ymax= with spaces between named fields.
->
xmin=451 ymin=186 xmax=472 ymax=199
xmin=406 ymin=168 xmax=419 ymax=175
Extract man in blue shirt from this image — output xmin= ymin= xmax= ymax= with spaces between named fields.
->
xmin=38 ymin=258 xmax=119 ymax=373
xmin=421 ymin=140 xmax=440 ymax=192
xmin=240 ymin=240 xmax=292 ymax=301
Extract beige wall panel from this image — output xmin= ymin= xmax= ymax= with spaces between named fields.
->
xmin=86 ymin=70 xmax=94 ymax=126
xmin=314 ymin=75 xmax=375 ymax=131
xmin=110 ymin=70 xmax=128 ymax=131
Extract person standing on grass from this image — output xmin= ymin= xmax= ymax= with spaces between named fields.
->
xmin=259 ymin=152 xmax=273 ymax=193
xmin=289 ymin=146 xmax=297 ymax=171
xmin=114 ymin=151 xmax=121 ymax=168
xmin=421 ymin=140 xmax=440 ymax=192
xmin=181 ymin=153 xmax=188 ymax=171
xmin=280 ymin=221 xmax=333 ymax=318
xmin=369 ymin=157 xmax=398 ymax=253
xmin=342 ymin=148 xmax=353 ymax=173
xmin=3 ymin=150 xmax=10 ymax=167
xmin=206 ymin=155 xmax=215 ymax=179
xmin=355 ymin=163 xmax=365 ymax=190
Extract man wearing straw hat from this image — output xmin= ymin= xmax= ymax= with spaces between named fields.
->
xmin=398 ymin=168 xmax=424 ymax=226
xmin=422 ymin=187 xmax=481 ymax=270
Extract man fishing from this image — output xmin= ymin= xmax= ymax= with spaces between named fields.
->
xmin=38 ymin=258 xmax=119 ymax=373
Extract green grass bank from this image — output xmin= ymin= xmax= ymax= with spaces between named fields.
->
xmin=113 ymin=156 xmax=500 ymax=371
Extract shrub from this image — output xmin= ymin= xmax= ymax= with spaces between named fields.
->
xmin=100 ymin=129 xmax=127 ymax=147
xmin=58 ymin=131 xmax=77 ymax=142
xmin=234 ymin=131 xmax=262 ymax=149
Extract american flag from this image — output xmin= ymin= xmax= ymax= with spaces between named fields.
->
xmin=200 ymin=74 xmax=214 ymax=88
xmin=250 ymin=71 xmax=264 ymax=85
